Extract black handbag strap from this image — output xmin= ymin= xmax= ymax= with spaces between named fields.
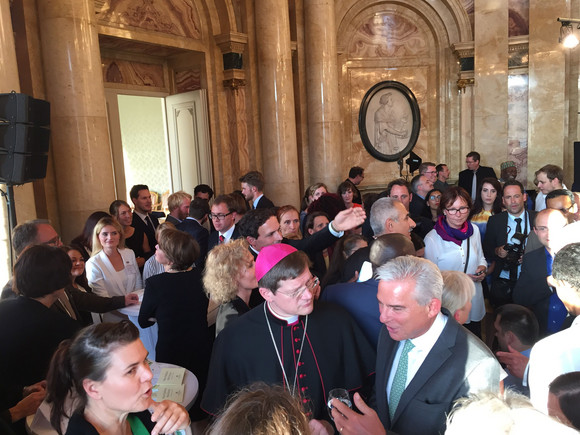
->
xmin=463 ymin=237 xmax=471 ymax=274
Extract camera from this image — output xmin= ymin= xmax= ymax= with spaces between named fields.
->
xmin=502 ymin=232 xmax=527 ymax=267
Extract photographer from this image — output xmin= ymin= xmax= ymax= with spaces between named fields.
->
xmin=484 ymin=180 xmax=536 ymax=307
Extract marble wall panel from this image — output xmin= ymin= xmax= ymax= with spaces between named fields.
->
xmin=508 ymin=74 xmax=529 ymax=185
xmin=102 ymin=57 xmax=165 ymax=87
xmin=175 ymin=69 xmax=202 ymax=92
xmin=341 ymin=10 xmax=437 ymax=187
xmin=346 ymin=65 xmax=435 ymax=185
xmin=96 ymin=0 xmax=201 ymax=39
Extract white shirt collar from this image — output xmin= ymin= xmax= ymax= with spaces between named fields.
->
xmin=408 ymin=312 xmax=447 ymax=352
xmin=253 ymin=193 xmax=264 ymax=209
xmin=221 ymin=223 xmax=236 ymax=240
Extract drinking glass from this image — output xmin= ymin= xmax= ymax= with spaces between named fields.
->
xmin=327 ymin=388 xmax=352 ymax=420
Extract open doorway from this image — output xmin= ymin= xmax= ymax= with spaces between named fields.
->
xmin=105 ymin=89 xmax=212 ymax=212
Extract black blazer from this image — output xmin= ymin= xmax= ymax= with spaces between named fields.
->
xmin=483 ymin=210 xmax=536 ymax=279
xmin=131 ymin=212 xmax=159 ymax=251
xmin=207 ymin=224 xmax=242 ymax=252
xmin=177 ymin=218 xmax=209 ymax=268
xmin=164 ymin=214 xmax=181 ymax=226
xmin=513 ymin=247 xmax=552 ymax=335
xmin=458 ymin=166 xmax=497 ymax=195
xmin=409 ymin=194 xmax=426 ymax=217
xmin=255 ymin=195 xmax=275 ymax=209
xmin=53 ymin=285 xmax=126 ymax=326
xmin=375 ymin=313 xmax=501 ymax=434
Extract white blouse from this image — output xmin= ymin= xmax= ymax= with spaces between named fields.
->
xmin=424 ymin=225 xmax=487 ymax=322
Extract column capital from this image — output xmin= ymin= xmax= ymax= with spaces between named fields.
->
xmin=214 ymin=32 xmax=248 ymax=54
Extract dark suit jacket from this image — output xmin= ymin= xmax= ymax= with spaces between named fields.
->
xmin=284 ymin=225 xmax=338 ymax=256
xmin=321 ymin=279 xmax=381 ymax=348
xmin=409 ymin=194 xmax=426 ymax=217
xmin=177 ymin=218 xmax=209 ymax=268
xmin=131 ymin=212 xmax=159 ymax=251
xmin=513 ymin=247 xmax=552 ymax=335
xmin=207 ymin=224 xmax=241 ymax=252
xmin=483 ymin=210 xmax=537 ymax=280
xmin=458 ymin=165 xmax=497 ymax=195
xmin=53 ymin=285 xmax=126 ymax=326
xmin=164 ymin=214 xmax=181 ymax=226
xmin=375 ymin=313 xmax=501 ymax=435
xmin=255 ymin=195 xmax=275 ymax=209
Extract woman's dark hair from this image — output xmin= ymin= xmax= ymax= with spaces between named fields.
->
xmin=158 ymin=228 xmax=199 ymax=271
xmin=337 ymin=180 xmax=355 ymax=195
xmin=549 ymin=371 xmax=580 ymax=429
xmin=438 ymin=186 xmax=473 ymax=215
xmin=321 ymin=234 xmax=368 ymax=289
xmin=470 ymin=177 xmax=503 ymax=218
xmin=14 ymin=245 xmax=71 ymax=298
xmin=71 ymin=211 xmax=111 ymax=253
xmin=108 ymin=199 xmax=131 ymax=220
xmin=46 ymin=321 xmax=140 ymax=434
xmin=61 ymin=245 xmax=89 ymax=290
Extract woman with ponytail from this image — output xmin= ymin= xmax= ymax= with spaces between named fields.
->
xmin=46 ymin=321 xmax=189 ymax=435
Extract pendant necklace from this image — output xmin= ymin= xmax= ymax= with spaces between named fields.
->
xmin=264 ymin=302 xmax=308 ymax=396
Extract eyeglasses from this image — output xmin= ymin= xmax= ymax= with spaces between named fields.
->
xmin=445 ymin=206 xmax=470 ymax=215
xmin=42 ymin=236 xmax=61 ymax=247
xmin=277 ymin=276 xmax=320 ymax=299
xmin=209 ymin=212 xmax=232 ymax=220
xmin=429 ymin=195 xmax=441 ymax=200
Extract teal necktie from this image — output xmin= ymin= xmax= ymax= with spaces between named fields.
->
xmin=389 ymin=339 xmax=415 ymax=420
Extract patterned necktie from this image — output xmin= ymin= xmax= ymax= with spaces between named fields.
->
xmin=389 ymin=339 xmax=415 ymax=421
xmin=219 ymin=235 xmax=225 ymax=244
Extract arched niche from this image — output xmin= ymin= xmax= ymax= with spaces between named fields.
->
xmin=336 ymin=0 xmax=471 ymax=186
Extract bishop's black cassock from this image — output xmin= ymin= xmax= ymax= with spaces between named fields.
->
xmin=201 ymin=301 xmax=376 ymax=421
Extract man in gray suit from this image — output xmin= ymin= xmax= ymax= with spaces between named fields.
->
xmin=331 ymin=256 xmax=501 ymax=435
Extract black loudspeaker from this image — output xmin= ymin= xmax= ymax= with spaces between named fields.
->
xmin=573 ymin=141 xmax=580 ymax=192
xmin=0 ymin=92 xmax=50 ymax=184
xmin=0 ymin=92 xmax=50 ymax=126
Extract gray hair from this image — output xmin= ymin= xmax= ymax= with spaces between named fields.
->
xmin=12 ymin=219 xmax=51 ymax=256
xmin=370 ymin=197 xmax=401 ymax=236
xmin=440 ymin=271 xmax=475 ymax=315
xmin=376 ymin=256 xmax=442 ymax=305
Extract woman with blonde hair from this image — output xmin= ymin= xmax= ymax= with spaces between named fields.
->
xmin=203 ymin=238 xmax=257 ymax=336
xmin=86 ymin=217 xmax=142 ymax=321
xmin=207 ymin=383 xmax=310 ymax=435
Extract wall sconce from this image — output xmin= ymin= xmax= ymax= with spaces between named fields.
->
xmin=558 ymin=17 xmax=580 ymax=48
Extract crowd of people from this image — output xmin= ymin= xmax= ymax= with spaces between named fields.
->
xmin=1 ymin=158 xmax=580 ymax=435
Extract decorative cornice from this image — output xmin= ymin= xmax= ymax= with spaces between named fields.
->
xmin=508 ymin=35 xmax=529 ymax=52
xmin=452 ymin=41 xmax=474 ymax=59
xmin=215 ymin=32 xmax=248 ymax=54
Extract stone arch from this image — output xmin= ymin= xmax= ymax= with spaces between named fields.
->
xmin=335 ymin=0 xmax=469 ymax=185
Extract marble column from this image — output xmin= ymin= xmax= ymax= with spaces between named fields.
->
xmin=473 ymin=0 xmax=508 ymax=173
xmin=304 ymin=0 xmax=342 ymax=189
xmin=255 ymin=0 xmax=300 ymax=208
xmin=527 ymin=0 xmax=567 ymax=187
xmin=37 ymin=0 xmax=116 ymax=242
